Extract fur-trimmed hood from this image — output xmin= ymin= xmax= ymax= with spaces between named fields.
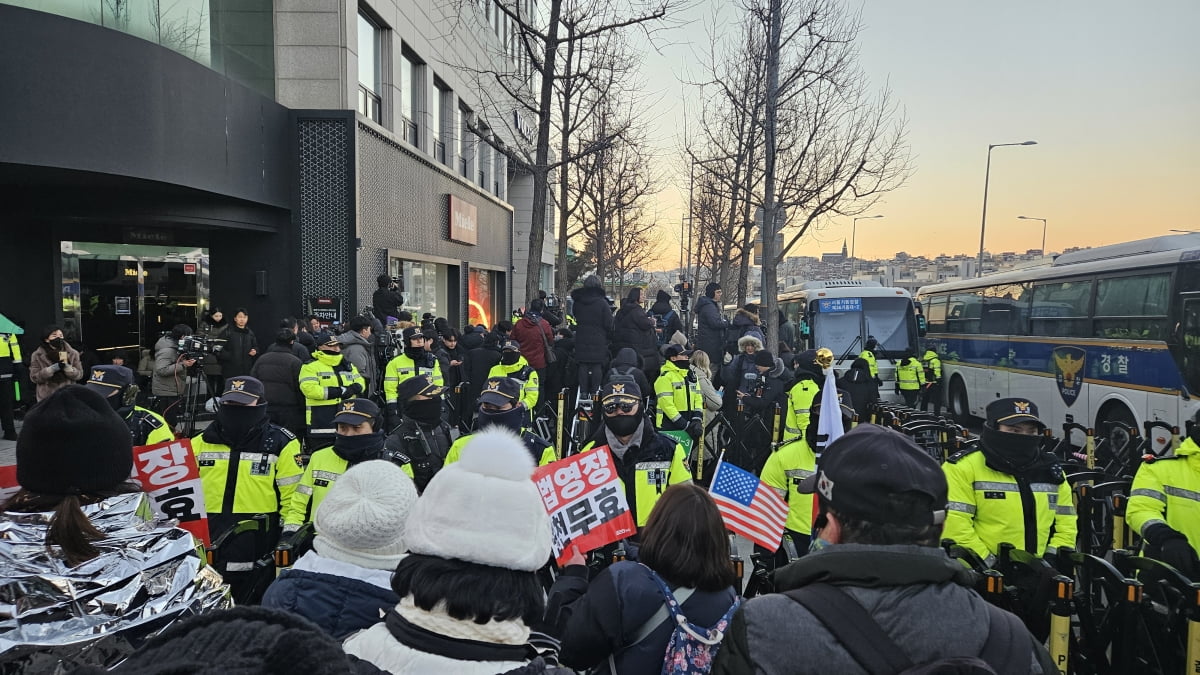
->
xmin=734 ymin=308 xmax=761 ymax=325
xmin=737 ymin=334 xmax=763 ymax=352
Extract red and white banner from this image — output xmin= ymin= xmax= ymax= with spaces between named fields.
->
xmin=533 ymin=446 xmax=635 ymax=566
xmin=0 ymin=465 xmax=18 ymax=504
xmin=132 ymin=439 xmax=211 ymax=547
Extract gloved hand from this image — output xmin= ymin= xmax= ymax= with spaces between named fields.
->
xmin=875 ymin=376 xmax=883 ymax=387
xmin=386 ymin=403 xmax=400 ymax=429
xmin=326 ymin=386 xmax=347 ymax=400
xmin=344 ymin=382 xmax=364 ymax=397
xmin=48 ymin=362 xmax=63 ymax=373
xmin=1144 ymin=523 xmax=1199 ymax=577
xmin=686 ymin=417 xmax=704 ymax=440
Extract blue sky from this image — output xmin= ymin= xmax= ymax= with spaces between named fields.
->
xmin=638 ymin=0 xmax=1200 ymax=264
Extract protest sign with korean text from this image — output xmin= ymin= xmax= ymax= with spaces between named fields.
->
xmin=533 ymin=446 xmax=635 ymax=565
xmin=132 ymin=438 xmax=211 ymax=547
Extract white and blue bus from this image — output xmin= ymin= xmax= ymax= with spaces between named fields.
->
xmin=916 ymin=234 xmax=1200 ymax=448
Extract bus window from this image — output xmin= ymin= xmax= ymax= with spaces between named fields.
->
xmin=946 ymin=291 xmax=982 ymax=334
xmin=1030 ymin=280 xmax=1092 ymax=337
xmin=1181 ymin=298 xmax=1200 ymax=394
xmin=925 ymin=295 xmax=948 ymax=332
xmin=1093 ymin=273 xmax=1170 ymax=339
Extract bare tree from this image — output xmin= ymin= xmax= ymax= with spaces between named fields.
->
xmin=449 ymin=0 xmax=677 ymax=306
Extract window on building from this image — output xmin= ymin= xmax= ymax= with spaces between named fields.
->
xmin=432 ymin=81 xmax=448 ymax=163
xmin=477 ymin=125 xmax=492 ymax=188
xmin=357 ymin=11 xmax=382 ymax=124
xmin=460 ymin=104 xmax=475 ymax=178
xmin=494 ymin=142 xmax=506 ymax=199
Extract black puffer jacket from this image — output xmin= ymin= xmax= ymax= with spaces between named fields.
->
xmin=217 ymin=325 xmax=258 ymax=378
xmin=605 ymin=348 xmax=651 ymax=402
xmin=613 ymin=299 xmax=660 ymax=374
xmin=250 ymin=344 xmax=304 ymax=409
xmin=692 ymin=295 xmax=727 ymax=364
xmin=570 ymin=285 xmax=614 ymax=364
xmin=648 ymin=291 xmax=684 ymax=344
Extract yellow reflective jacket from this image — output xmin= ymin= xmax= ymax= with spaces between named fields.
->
xmin=760 ymin=437 xmax=817 ymax=535
xmin=943 ymin=448 xmax=1077 ymax=562
xmin=859 ymin=349 xmax=878 ymax=378
xmin=1128 ymin=437 xmax=1200 ymax=555
xmin=282 ymin=446 xmax=349 ymax=527
xmin=192 ymin=424 xmax=299 ymax=516
xmin=654 ymin=359 xmax=701 ymax=428
xmin=488 ymin=359 xmax=539 ymax=412
xmin=895 ymin=357 xmax=926 ymax=391
xmin=382 ymin=351 xmax=443 ymax=404
xmin=581 ymin=423 xmax=690 ymax=527
xmin=126 ymin=406 xmax=175 ymax=447
xmin=298 ymin=351 xmax=364 ymax=434
xmin=446 ymin=428 xmax=557 ymax=466
xmin=783 ymin=375 xmax=820 ymax=442
xmin=922 ymin=350 xmax=942 ymax=383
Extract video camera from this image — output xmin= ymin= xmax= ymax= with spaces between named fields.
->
xmin=673 ymin=279 xmax=693 ymax=299
xmin=177 ymin=334 xmax=221 ymax=363
xmin=389 ymin=275 xmax=404 ymax=292
xmin=544 ymin=294 xmax=561 ymax=310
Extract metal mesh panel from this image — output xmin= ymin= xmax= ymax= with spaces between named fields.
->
xmin=298 ymin=118 xmax=352 ymax=309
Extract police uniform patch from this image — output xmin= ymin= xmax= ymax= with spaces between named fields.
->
xmin=984 ymin=491 xmax=1006 ymax=500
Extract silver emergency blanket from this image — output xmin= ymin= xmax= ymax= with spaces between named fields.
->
xmin=0 ymin=493 xmax=231 ymax=673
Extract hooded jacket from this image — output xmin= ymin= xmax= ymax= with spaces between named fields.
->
xmin=511 ymin=314 xmax=554 ymax=370
xmin=613 ymin=298 xmax=661 ymax=373
xmin=250 ymin=343 xmax=305 ymax=410
xmin=152 ymin=334 xmax=193 ymax=397
xmin=837 ymin=358 xmax=880 ymax=421
xmin=338 ymin=330 xmax=378 ymax=391
xmin=648 ymin=290 xmax=684 ymax=342
xmin=606 ymin=347 xmax=651 ymax=401
xmin=712 ymin=544 xmax=1054 ymax=675
xmin=570 ymin=285 xmax=614 ymax=364
xmin=262 ymin=551 xmax=399 ymax=640
xmin=692 ymin=294 xmax=727 ymax=362
xmin=729 ymin=308 xmax=762 ymax=344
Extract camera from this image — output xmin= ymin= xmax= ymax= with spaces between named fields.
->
xmin=389 ymin=275 xmax=404 ymax=292
xmin=544 ymin=294 xmax=560 ymax=310
xmin=177 ymin=334 xmax=220 ymax=363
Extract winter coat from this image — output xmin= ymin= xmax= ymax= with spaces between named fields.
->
xmin=261 ymin=551 xmax=398 ymax=640
xmin=436 ymin=343 xmax=467 ymax=389
xmin=217 ymin=325 xmax=258 ymax=378
xmin=464 ymin=344 xmax=502 ymax=412
xmin=838 ymin=358 xmax=880 ymax=421
xmin=543 ymin=336 xmax=577 ymax=405
xmin=548 ymin=561 xmax=739 ymax=675
xmin=692 ymin=295 xmax=727 ymax=364
xmin=728 ymin=308 xmax=763 ymax=349
xmin=606 ymin=348 xmax=651 ymax=402
xmin=338 ymin=331 xmax=378 ymax=391
xmin=342 ymin=598 xmax=550 ymax=675
xmin=718 ymin=353 xmax=758 ymax=405
xmin=612 ymin=299 xmax=660 ymax=374
xmin=372 ymin=287 xmax=404 ymax=323
xmin=711 ymin=543 xmax=1055 ymax=675
xmin=692 ymin=364 xmax=723 ymax=412
xmin=779 ymin=317 xmax=798 ymax=352
xmin=648 ymin=291 xmax=684 ymax=344
xmin=511 ymin=314 xmax=554 ymax=370
xmin=250 ymin=344 xmax=305 ymax=410
xmin=28 ymin=342 xmax=83 ymax=401
xmin=200 ymin=318 xmax=227 ymax=377
xmin=460 ymin=327 xmax=485 ymax=351
xmin=152 ymin=334 xmax=196 ymax=397
xmin=570 ymin=285 xmax=614 ymax=364
xmin=0 ymin=493 xmax=231 ymax=671
xmin=741 ymin=358 xmax=789 ymax=414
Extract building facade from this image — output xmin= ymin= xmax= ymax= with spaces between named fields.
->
xmin=0 ymin=0 xmax=550 ymax=364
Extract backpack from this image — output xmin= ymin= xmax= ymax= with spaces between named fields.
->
xmin=786 ymin=583 xmax=1022 ymax=674
xmin=616 ymin=565 xmax=740 ymax=675
xmin=651 ymin=309 xmax=677 ymax=346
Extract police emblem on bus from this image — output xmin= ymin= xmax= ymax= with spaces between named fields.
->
xmin=1051 ymin=346 xmax=1086 ymax=407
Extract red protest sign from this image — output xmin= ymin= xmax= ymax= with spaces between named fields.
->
xmin=132 ymin=439 xmax=211 ymax=547
xmin=533 ymin=446 xmax=635 ymax=565
xmin=0 ymin=465 xmax=18 ymax=505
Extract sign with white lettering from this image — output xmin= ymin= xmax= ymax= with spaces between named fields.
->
xmin=449 ymin=195 xmax=478 ymax=245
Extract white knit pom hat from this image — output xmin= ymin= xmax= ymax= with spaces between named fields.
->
xmin=313 ymin=460 xmax=418 ymax=570
xmin=404 ymin=427 xmax=552 ymax=571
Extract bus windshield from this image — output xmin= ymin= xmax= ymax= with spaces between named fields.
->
xmin=811 ymin=296 xmax=914 ymax=358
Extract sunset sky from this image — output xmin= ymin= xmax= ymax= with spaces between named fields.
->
xmin=636 ymin=0 xmax=1200 ymax=268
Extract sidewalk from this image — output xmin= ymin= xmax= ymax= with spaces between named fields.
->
xmin=0 ymin=420 xmax=16 ymax=467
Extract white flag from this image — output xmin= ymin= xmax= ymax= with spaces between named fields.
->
xmin=815 ymin=364 xmax=845 ymax=453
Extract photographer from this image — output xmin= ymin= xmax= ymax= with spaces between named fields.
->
xmin=152 ymin=324 xmax=198 ymax=430
xmin=28 ymin=325 xmax=83 ymax=401
xmin=372 ymin=274 xmax=404 ymax=324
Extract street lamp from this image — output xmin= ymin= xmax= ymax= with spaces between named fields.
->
xmin=851 ymin=215 xmax=884 ymax=263
xmin=976 ymin=140 xmax=1037 ymax=277
xmin=1017 ymin=215 xmax=1047 ymax=254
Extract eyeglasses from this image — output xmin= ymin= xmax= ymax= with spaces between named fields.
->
xmin=603 ymin=401 xmax=638 ymax=415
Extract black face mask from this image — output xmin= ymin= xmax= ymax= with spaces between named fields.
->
xmin=605 ymin=413 xmax=642 ymax=437
xmin=981 ymin=425 xmax=1045 ymax=471
xmin=405 ymin=397 xmax=443 ymax=427
xmin=49 ymin=338 xmax=66 ymax=350
xmin=216 ymin=404 xmax=268 ymax=444
xmin=501 ymin=352 xmax=521 ymax=366
xmin=478 ymin=405 xmax=527 ymax=434
xmin=333 ymin=431 xmax=386 ymax=465
xmin=404 ymin=345 xmax=426 ymax=361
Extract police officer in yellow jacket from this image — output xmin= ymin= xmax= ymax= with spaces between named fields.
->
xmin=84 ymin=365 xmax=174 ymax=447
xmin=943 ymin=398 xmax=1076 ymax=565
xmin=192 ymin=377 xmax=301 ymax=601
xmin=654 ymin=344 xmax=703 ymax=439
xmin=895 ymin=349 xmax=925 ymax=407
xmin=299 ymin=336 xmax=365 ymax=447
xmin=1127 ymin=416 xmax=1200 ymax=578
xmin=580 ymin=381 xmax=690 ymax=535
xmin=488 ymin=339 xmax=539 ymax=414
xmin=445 ymin=377 xmax=556 ymax=467
xmin=0 ymin=330 xmax=20 ymax=440
xmin=920 ymin=348 xmax=943 ymax=415
xmin=383 ymin=326 xmax=443 ymax=427
xmin=760 ymin=390 xmax=856 ymax=566
xmin=859 ymin=335 xmax=881 ymax=383
xmin=782 ymin=349 xmax=821 ymax=442
xmin=283 ymin=398 xmax=397 ymax=528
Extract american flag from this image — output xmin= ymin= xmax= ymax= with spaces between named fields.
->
xmin=709 ymin=460 xmax=788 ymax=551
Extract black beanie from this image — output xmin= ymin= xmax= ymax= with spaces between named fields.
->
xmin=755 ymin=350 xmax=776 ymax=368
xmin=73 ymin=606 xmax=368 ymax=675
xmin=16 ymin=385 xmax=134 ymax=495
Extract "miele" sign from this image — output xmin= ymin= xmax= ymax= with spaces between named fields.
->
xmin=448 ymin=194 xmax=478 ymax=245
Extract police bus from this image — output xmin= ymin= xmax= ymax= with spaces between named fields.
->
xmin=916 ymin=234 xmax=1200 ymax=448
xmin=777 ymin=280 xmax=924 ymax=397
